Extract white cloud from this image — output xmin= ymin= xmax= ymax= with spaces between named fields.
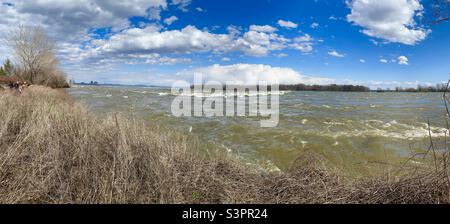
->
xmin=180 ymin=64 xmax=335 ymax=85
xmin=227 ymin=25 xmax=242 ymax=37
xmin=237 ymin=30 xmax=288 ymax=56
xmin=221 ymin=57 xmax=231 ymax=62
xmin=196 ymin=7 xmax=204 ymax=12
xmin=328 ymin=50 xmax=345 ymax=58
xmin=164 ymin=16 xmax=178 ymax=25
xmin=290 ymin=34 xmax=314 ymax=53
xmin=249 ymin=25 xmax=278 ymax=33
xmin=398 ymin=55 xmax=409 ymax=65
xmin=0 ymin=0 xmax=193 ymax=44
xmin=275 ymin=53 xmax=288 ymax=58
xmin=0 ymin=2 xmax=321 ymax=76
xmin=80 ymin=24 xmax=298 ymax=61
xmin=380 ymin=59 xmax=388 ymax=63
xmin=171 ymin=0 xmax=192 ymax=12
xmin=137 ymin=53 xmax=192 ymax=65
xmin=277 ymin=20 xmax=298 ymax=29
xmin=310 ymin=23 xmax=319 ymax=29
xmin=91 ymin=25 xmax=234 ymax=55
xmin=294 ymin=34 xmax=313 ymax=42
xmin=359 ymin=59 xmax=366 ymax=63
xmin=347 ymin=0 xmax=430 ymax=45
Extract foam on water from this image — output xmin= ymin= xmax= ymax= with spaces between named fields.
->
xmin=158 ymin=91 xmax=289 ymax=98
xmin=322 ymin=124 xmax=447 ymax=140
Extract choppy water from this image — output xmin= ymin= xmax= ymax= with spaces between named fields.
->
xmin=68 ymin=86 xmax=449 ymax=175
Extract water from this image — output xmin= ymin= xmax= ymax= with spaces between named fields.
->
xmin=68 ymin=86 xmax=449 ymax=175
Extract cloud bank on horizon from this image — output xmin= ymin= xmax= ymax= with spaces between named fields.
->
xmin=0 ymin=0 xmax=448 ymax=89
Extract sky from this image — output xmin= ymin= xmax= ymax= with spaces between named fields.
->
xmin=0 ymin=0 xmax=449 ymax=89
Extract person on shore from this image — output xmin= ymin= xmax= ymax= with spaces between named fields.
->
xmin=18 ymin=82 xmax=23 ymax=94
xmin=8 ymin=81 xmax=22 ymax=94
xmin=6 ymin=81 xmax=29 ymax=94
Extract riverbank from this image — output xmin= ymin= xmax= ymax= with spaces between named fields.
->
xmin=0 ymin=86 xmax=448 ymax=204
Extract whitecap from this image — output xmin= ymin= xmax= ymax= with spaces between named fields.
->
xmin=168 ymin=91 xmax=289 ymax=98
xmin=323 ymin=124 xmax=448 ymax=140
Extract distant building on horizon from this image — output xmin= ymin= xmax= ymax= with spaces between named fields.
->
xmin=72 ymin=80 xmax=100 ymax=86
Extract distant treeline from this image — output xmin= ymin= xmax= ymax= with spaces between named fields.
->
xmin=189 ymin=83 xmax=449 ymax=93
xmin=378 ymin=84 xmax=449 ymax=93
xmin=190 ymin=84 xmax=371 ymax=92
xmin=279 ymin=84 xmax=370 ymax=92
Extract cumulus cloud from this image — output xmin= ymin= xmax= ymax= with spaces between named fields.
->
xmin=164 ymin=16 xmax=179 ymax=25
xmin=179 ymin=64 xmax=335 ymax=85
xmin=397 ymin=56 xmax=409 ymax=65
xmin=86 ymin=25 xmax=305 ymax=58
xmin=380 ymin=59 xmax=388 ymax=63
xmin=171 ymin=0 xmax=192 ymax=12
xmin=310 ymin=23 xmax=319 ymax=29
xmin=249 ymin=25 xmax=278 ymax=33
xmin=277 ymin=20 xmax=298 ymax=29
xmin=0 ymin=2 xmax=321 ymax=80
xmin=347 ymin=0 xmax=430 ymax=45
xmin=359 ymin=59 xmax=366 ymax=63
xmin=0 ymin=0 xmax=194 ymax=44
xmin=90 ymin=25 xmax=233 ymax=55
xmin=329 ymin=15 xmax=338 ymax=20
xmin=226 ymin=25 xmax=242 ymax=37
xmin=139 ymin=54 xmax=192 ymax=65
xmin=43 ymin=20 xmax=318 ymax=70
xmin=275 ymin=53 xmax=288 ymax=58
xmin=328 ymin=50 xmax=345 ymax=58
xmin=290 ymin=34 xmax=314 ymax=53
xmin=240 ymin=30 xmax=290 ymax=56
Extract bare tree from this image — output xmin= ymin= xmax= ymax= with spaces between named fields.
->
xmin=4 ymin=26 xmax=58 ymax=84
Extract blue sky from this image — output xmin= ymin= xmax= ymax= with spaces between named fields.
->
xmin=0 ymin=0 xmax=449 ymax=88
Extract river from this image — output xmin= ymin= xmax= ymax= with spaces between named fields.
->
xmin=68 ymin=85 xmax=449 ymax=175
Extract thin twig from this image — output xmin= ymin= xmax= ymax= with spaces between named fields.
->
xmin=443 ymin=79 xmax=450 ymax=119
xmin=428 ymin=120 xmax=439 ymax=173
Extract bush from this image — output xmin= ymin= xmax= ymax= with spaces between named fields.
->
xmin=13 ymin=67 xmax=69 ymax=88
xmin=36 ymin=69 xmax=70 ymax=88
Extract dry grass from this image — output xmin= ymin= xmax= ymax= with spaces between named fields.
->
xmin=0 ymin=86 xmax=449 ymax=204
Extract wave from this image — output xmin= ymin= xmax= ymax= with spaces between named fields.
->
xmin=316 ymin=119 xmax=447 ymax=140
xmin=157 ymin=91 xmax=289 ymax=98
xmin=323 ymin=124 xmax=447 ymax=140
